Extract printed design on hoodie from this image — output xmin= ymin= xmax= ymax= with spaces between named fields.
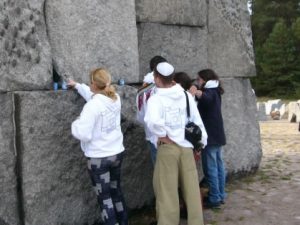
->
xmin=164 ymin=107 xmax=183 ymax=129
xmin=100 ymin=109 xmax=121 ymax=133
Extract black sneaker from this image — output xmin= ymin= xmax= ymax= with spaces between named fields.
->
xmin=203 ymin=196 xmax=224 ymax=206
xmin=203 ymin=200 xmax=221 ymax=209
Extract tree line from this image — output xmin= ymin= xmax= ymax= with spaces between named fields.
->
xmin=250 ymin=0 xmax=300 ymax=98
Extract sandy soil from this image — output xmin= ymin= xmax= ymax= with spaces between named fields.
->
xmin=202 ymin=121 xmax=300 ymax=225
xmin=129 ymin=120 xmax=300 ymax=225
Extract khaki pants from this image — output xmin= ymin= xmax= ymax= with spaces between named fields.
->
xmin=153 ymin=143 xmax=204 ymax=225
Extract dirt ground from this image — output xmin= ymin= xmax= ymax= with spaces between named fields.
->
xmin=129 ymin=120 xmax=300 ymax=225
xmin=202 ymin=121 xmax=300 ymax=225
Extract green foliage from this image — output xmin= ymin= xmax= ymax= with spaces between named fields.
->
xmin=292 ymin=18 xmax=300 ymax=42
xmin=250 ymin=0 xmax=300 ymax=98
xmin=291 ymin=18 xmax=300 ymax=97
xmin=260 ymin=21 xmax=296 ymax=96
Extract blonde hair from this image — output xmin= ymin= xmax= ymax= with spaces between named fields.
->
xmin=90 ymin=68 xmax=117 ymax=101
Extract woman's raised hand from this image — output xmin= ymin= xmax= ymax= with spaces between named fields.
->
xmin=67 ymin=79 xmax=77 ymax=88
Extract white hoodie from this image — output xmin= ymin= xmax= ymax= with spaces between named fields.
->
xmin=136 ymin=83 xmax=157 ymax=143
xmin=72 ymin=83 xmax=124 ymax=158
xmin=144 ymin=84 xmax=207 ymax=148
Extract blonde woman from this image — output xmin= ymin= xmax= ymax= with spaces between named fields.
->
xmin=69 ymin=68 xmax=128 ymax=225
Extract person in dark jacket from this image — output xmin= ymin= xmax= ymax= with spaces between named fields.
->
xmin=191 ymin=69 xmax=227 ymax=208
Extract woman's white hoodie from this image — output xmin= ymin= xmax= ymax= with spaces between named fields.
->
xmin=72 ymin=83 xmax=124 ymax=158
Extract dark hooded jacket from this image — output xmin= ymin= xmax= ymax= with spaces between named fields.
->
xmin=197 ymin=87 xmax=226 ymax=146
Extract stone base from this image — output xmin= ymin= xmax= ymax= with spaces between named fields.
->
xmin=0 ymin=93 xmax=20 ymax=225
xmin=222 ymin=78 xmax=262 ymax=174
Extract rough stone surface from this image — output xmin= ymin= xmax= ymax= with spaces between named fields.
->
xmin=135 ymin=0 xmax=206 ymax=26
xmin=265 ymin=99 xmax=283 ymax=115
xmin=116 ymin=85 xmax=138 ymax=122
xmin=121 ymin=120 xmax=154 ymax=209
xmin=257 ymin=102 xmax=267 ymax=121
xmin=15 ymin=91 xmax=101 ymax=225
xmin=138 ymin=23 xmax=207 ymax=81
xmin=279 ymin=104 xmax=287 ymax=120
xmin=0 ymin=93 xmax=20 ymax=225
xmin=287 ymin=102 xmax=300 ymax=122
xmin=222 ymin=78 xmax=262 ymax=175
xmin=0 ymin=0 xmax=52 ymax=91
xmin=15 ymin=88 xmax=156 ymax=223
xmin=208 ymin=0 xmax=256 ymax=77
xmin=46 ymin=0 xmax=139 ymax=84
xmin=117 ymin=84 xmax=154 ymax=208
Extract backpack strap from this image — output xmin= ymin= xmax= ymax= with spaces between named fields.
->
xmin=183 ymin=91 xmax=190 ymax=119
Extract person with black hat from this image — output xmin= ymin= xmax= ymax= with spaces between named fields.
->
xmin=144 ymin=62 xmax=206 ymax=225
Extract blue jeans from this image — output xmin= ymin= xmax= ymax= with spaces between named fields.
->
xmin=201 ymin=145 xmax=226 ymax=204
xmin=147 ymin=141 xmax=157 ymax=165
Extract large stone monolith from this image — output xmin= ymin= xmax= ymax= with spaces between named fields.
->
xmin=208 ymin=0 xmax=256 ymax=77
xmin=15 ymin=91 xmax=100 ymax=225
xmin=135 ymin=0 xmax=206 ymax=26
xmin=14 ymin=87 xmax=153 ymax=225
xmin=0 ymin=0 xmax=52 ymax=92
xmin=138 ymin=23 xmax=207 ymax=80
xmin=222 ymin=78 xmax=262 ymax=175
xmin=46 ymin=0 xmax=139 ymax=84
xmin=0 ymin=93 xmax=20 ymax=225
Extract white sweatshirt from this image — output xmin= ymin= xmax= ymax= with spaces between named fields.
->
xmin=144 ymin=84 xmax=208 ymax=148
xmin=74 ymin=83 xmax=93 ymax=102
xmin=72 ymin=83 xmax=124 ymax=158
xmin=136 ymin=83 xmax=157 ymax=143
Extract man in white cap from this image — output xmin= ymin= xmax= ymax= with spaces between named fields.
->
xmin=144 ymin=62 xmax=206 ymax=225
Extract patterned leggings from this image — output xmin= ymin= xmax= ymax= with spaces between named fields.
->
xmin=87 ymin=152 xmax=128 ymax=225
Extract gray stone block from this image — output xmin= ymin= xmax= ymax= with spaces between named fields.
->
xmin=208 ymin=0 xmax=256 ymax=77
xmin=257 ymin=102 xmax=267 ymax=121
xmin=45 ymin=0 xmax=139 ymax=84
xmin=138 ymin=23 xmax=207 ymax=81
xmin=135 ymin=0 xmax=206 ymax=26
xmin=0 ymin=93 xmax=20 ymax=225
xmin=222 ymin=78 xmax=262 ymax=175
xmin=121 ymin=120 xmax=154 ymax=209
xmin=15 ymin=88 xmax=155 ymax=224
xmin=279 ymin=104 xmax=287 ymax=120
xmin=0 ymin=0 xmax=52 ymax=91
xmin=117 ymin=84 xmax=154 ymax=209
xmin=15 ymin=91 xmax=100 ymax=225
xmin=116 ymin=85 xmax=138 ymax=122
xmin=265 ymin=99 xmax=283 ymax=115
xmin=287 ymin=102 xmax=300 ymax=122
